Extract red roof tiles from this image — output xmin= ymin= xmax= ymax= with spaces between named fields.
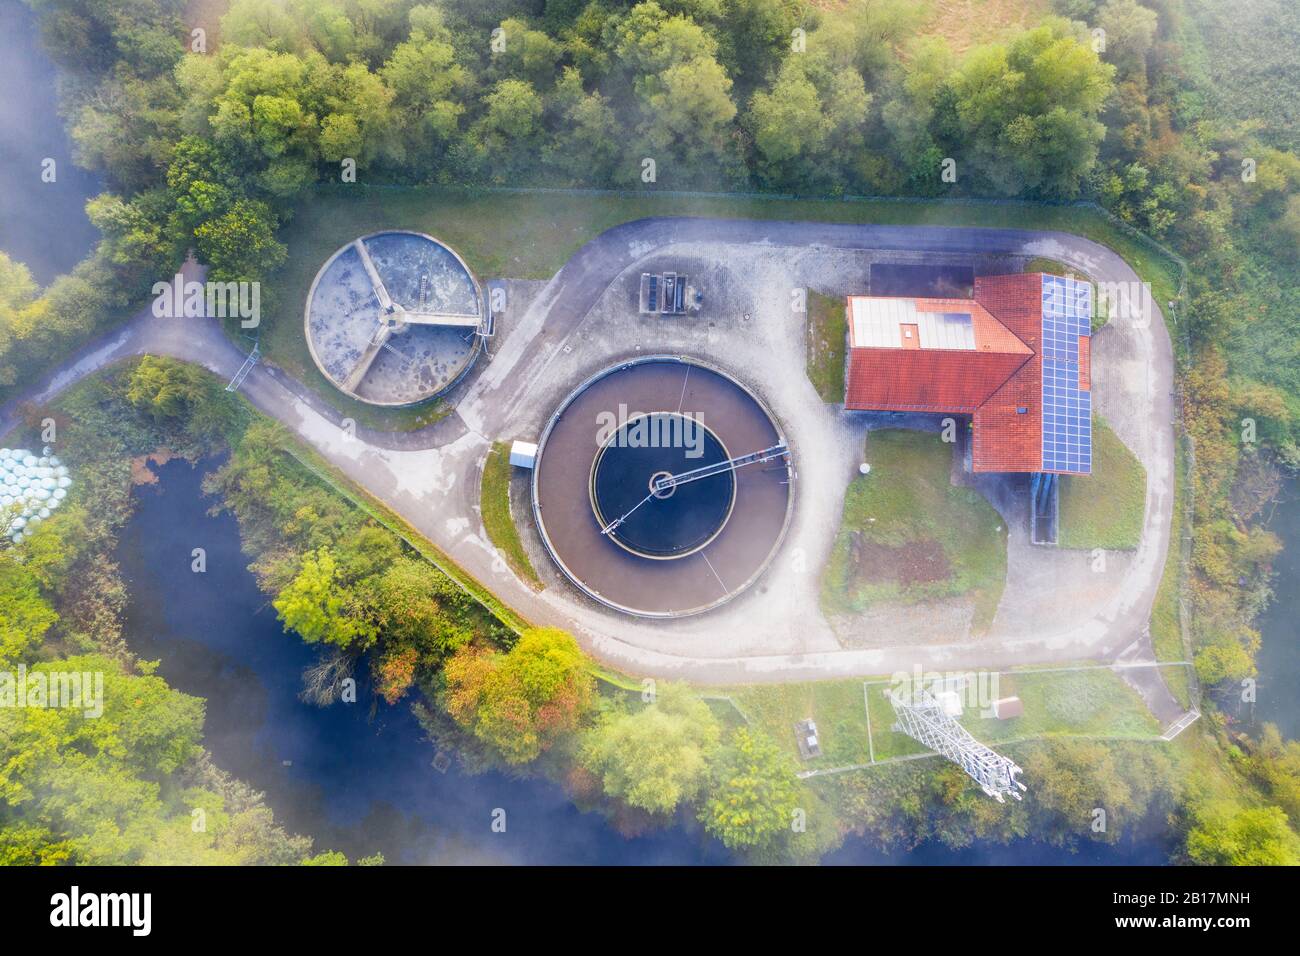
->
xmin=846 ymin=348 xmax=1030 ymax=413
xmin=844 ymin=274 xmax=1077 ymax=474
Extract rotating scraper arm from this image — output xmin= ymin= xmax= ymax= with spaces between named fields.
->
xmin=650 ymin=443 xmax=789 ymax=494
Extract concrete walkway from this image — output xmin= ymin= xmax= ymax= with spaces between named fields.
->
xmin=0 ymin=220 xmax=1183 ymax=729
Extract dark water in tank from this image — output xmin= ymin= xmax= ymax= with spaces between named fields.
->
xmin=0 ymin=0 xmax=101 ymax=284
xmin=592 ymin=413 xmax=734 ymax=557
xmin=112 ymin=456 xmax=1172 ymax=865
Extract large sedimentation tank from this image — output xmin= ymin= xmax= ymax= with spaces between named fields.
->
xmin=305 ymin=230 xmax=484 ymax=406
xmin=532 ymin=357 xmax=793 ymax=618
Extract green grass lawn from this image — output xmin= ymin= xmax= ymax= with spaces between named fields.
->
xmin=721 ymin=664 xmax=1165 ymax=769
xmin=864 ymin=665 xmax=1162 ymax=761
xmin=247 ymin=186 xmax=1183 ymax=430
xmin=1058 ymin=416 xmax=1146 ymax=551
xmin=821 ymin=429 xmax=1008 ymax=633
xmin=479 ymin=441 xmax=541 ymax=589
xmin=1150 ymin=436 xmax=1192 ymax=707
xmin=722 ymin=679 xmax=875 ymax=771
xmin=805 ymin=290 xmax=847 ymax=402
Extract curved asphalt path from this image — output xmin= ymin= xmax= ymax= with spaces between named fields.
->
xmin=0 ymin=219 xmax=1183 ymax=723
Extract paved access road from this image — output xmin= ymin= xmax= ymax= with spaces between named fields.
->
xmin=0 ymin=218 xmax=1183 ymax=725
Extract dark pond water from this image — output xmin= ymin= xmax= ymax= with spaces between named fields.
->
xmin=114 ymin=456 xmax=1173 ymax=865
xmin=1254 ymin=478 xmax=1300 ymax=739
xmin=0 ymin=0 xmax=100 ymax=283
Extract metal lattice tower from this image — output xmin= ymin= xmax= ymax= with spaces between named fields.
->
xmin=889 ymin=688 xmax=1027 ymax=802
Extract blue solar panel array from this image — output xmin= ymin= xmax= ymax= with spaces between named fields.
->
xmin=1040 ymin=275 xmax=1092 ymax=474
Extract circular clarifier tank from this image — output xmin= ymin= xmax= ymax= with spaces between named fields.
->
xmin=590 ymin=412 xmax=737 ymax=559
xmin=534 ymin=357 xmax=793 ymax=617
xmin=305 ymin=230 xmax=484 ymax=406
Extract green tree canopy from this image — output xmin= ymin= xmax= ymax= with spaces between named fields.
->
xmin=699 ymin=727 xmax=798 ymax=850
xmin=0 ymin=551 xmax=58 ymax=664
xmin=1186 ymin=800 xmax=1299 ymax=866
xmin=444 ymin=628 xmax=595 ymax=764
xmin=580 ymin=682 xmax=720 ymax=815
xmin=943 ymin=21 xmax=1115 ymax=196
xmin=273 ymin=547 xmax=380 ymax=650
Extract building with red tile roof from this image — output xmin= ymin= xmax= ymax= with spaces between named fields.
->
xmin=844 ymin=273 xmax=1094 ymax=475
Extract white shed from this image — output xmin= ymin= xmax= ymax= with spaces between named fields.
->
xmin=509 ymin=441 xmax=539 ymax=469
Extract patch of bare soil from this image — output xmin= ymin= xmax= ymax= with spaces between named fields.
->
xmin=130 ymin=448 xmax=175 ymax=485
xmin=850 ymin=532 xmax=952 ymax=586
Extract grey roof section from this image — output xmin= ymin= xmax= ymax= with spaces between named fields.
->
xmin=924 ymin=311 xmax=976 ymax=349
xmin=849 ymin=297 xmax=975 ymax=350
xmin=305 ymin=231 xmax=483 ymax=406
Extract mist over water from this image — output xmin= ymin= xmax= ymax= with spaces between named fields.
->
xmin=116 ymin=457 xmax=736 ymax=864
xmin=1252 ymin=478 xmax=1300 ymax=739
xmin=116 ymin=457 xmax=1172 ymax=865
xmin=0 ymin=0 xmax=100 ymax=284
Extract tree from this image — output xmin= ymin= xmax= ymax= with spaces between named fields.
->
xmin=376 ymin=647 xmax=419 ymax=705
xmin=607 ymin=1 xmax=741 ymax=181
xmin=443 ymin=628 xmax=594 ymax=764
xmin=838 ymin=0 xmax=931 ymax=80
xmin=746 ymin=53 xmax=870 ymax=191
xmin=380 ymin=6 xmax=470 ymax=160
xmin=716 ymin=0 xmax=801 ymax=94
xmin=126 ymin=355 xmax=208 ymax=422
xmin=0 ymin=823 xmax=76 ymax=865
xmin=166 ymin=136 xmax=239 ymax=236
xmin=543 ymin=68 xmax=619 ymax=184
xmin=494 ymin=17 xmax=565 ymax=89
xmin=0 ymin=253 xmax=42 ymax=386
xmin=607 ymin=2 xmax=718 ymax=80
xmin=124 ymin=356 xmax=238 ymax=440
xmin=86 ymin=191 xmax=180 ymax=285
xmin=943 ymin=22 xmax=1115 ymax=197
xmin=0 ymin=552 xmax=58 ymax=664
xmin=699 ymin=727 xmax=798 ymax=849
xmin=193 ymin=198 xmax=287 ymax=283
xmin=221 ymin=0 xmax=310 ymax=54
xmin=0 ymin=654 xmax=200 ymax=806
xmin=273 ymin=548 xmax=379 ymax=650
xmin=881 ymin=36 xmax=954 ymax=192
xmin=1244 ymin=724 xmax=1300 ymax=824
xmin=1018 ymin=739 xmax=1158 ymax=844
xmin=0 ymin=654 xmax=321 ymax=865
xmin=373 ymin=558 xmax=472 ymax=659
xmin=638 ymin=55 xmax=739 ymax=178
xmin=470 ymin=79 xmax=544 ymax=180
xmin=749 ymin=59 xmax=828 ymax=167
xmin=1186 ymin=800 xmax=1298 ymax=866
xmin=1193 ymin=634 xmax=1255 ymax=685
xmin=1278 ymin=194 xmax=1300 ymax=263
xmin=318 ymin=62 xmax=399 ymax=168
xmin=302 ymin=850 xmax=349 ymax=865
xmin=580 ymin=683 xmax=720 ymax=814
xmin=206 ymin=46 xmax=323 ymax=197
xmin=69 ymin=73 xmax=183 ymax=193
xmin=1096 ymin=0 xmax=1158 ymax=80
